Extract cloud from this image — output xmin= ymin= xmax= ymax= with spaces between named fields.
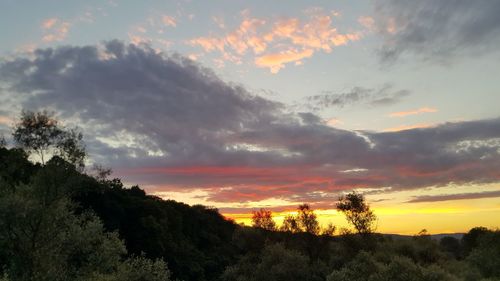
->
xmin=41 ymin=19 xmax=71 ymax=42
xmin=407 ymin=190 xmax=500 ymax=203
xmin=1 ymin=42 xmax=499 ymax=208
xmin=255 ymin=48 xmax=313 ymax=73
xmin=358 ymin=16 xmax=375 ymax=30
xmin=0 ymin=116 xmax=12 ymax=126
xmin=189 ymin=10 xmax=362 ymax=72
xmin=41 ymin=18 xmax=58 ymax=30
xmin=389 ymin=107 xmax=437 ymax=117
xmin=161 ymin=15 xmax=176 ymax=27
xmin=371 ymin=0 xmax=500 ymax=62
xmin=383 ymin=123 xmax=434 ymax=132
xmin=304 ymin=84 xmax=410 ymax=110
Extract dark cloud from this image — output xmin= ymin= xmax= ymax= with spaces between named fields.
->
xmin=0 ymin=41 xmax=499 ymax=205
xmin=303 ymin=84 xmax=410 ymax=110
xmin=407 ymin=190 xmax=500 ymax=203
xmin=372 ymin=0 xmax=500 ymax=62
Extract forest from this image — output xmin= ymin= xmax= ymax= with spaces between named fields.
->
xmin=1 ymin=111 xmax=499 ymax=281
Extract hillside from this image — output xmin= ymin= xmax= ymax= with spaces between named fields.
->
xmin=1 ymin=144 xmax=500 ymax=281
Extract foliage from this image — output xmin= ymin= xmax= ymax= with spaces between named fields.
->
xmin=13 ymin=110 xmax=85 ymax=168
xmin=279 ymin=204 xmax=320 ymax=235
xmin=280 ymin=214 xmax=301 ymax=233
xmin=297 ymin=204 xmax=320 ymax=235
xmin=327 ymin=252 xmax=457 ymax=281
xmin=336 ymin=191 xmax=377 ymax=234
xmin=466 ymin=230 xmax=500 ymax=279
xmin=251 ymin=209 xmax=276 ymax=231
xmin=0 ymin=167 xmax=170 ymax=281
xmin=222 ymin=243 xmax=318 ymax=281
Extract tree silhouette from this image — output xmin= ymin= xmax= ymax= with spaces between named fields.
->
xmin=279 ymin=204 xmax=320 ymax=235
xmin=336 ymin=192 xmax=376 ymax=234
xmin=251 ymin=209 xmax=276 ymax=231
xmin=13 ymin=110 xmax=85 ymax=169
xmin=280 ymin=214 xmax=301 ymax=233
xmin=297 ymin=204 xmax=320 ymax=235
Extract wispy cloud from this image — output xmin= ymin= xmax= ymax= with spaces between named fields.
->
xmin=161 ymin=15 xmax=176 ymax=27
xmin=303 ymin=84 xmax=410 ymax=110
xmin=407 ymin=190 xmax=500 ymax=203
xmin=389 ymin=107 xmax=437 ymax=117
xmin=0 ymin=116 xmax=13 ymax=126
xmin=255 ymin=48 xmax=313 ymax=73
xmin=41 ymin=18 xmax=58 ymax=29
xmin=41 ymin=17 xmax=71 ymax=42
xmin=188 ymin=9 xmax=363 ymax=72
xmin=383 ymin=123 xmax=434 ymax=132
xmin=372 ymin=0 xmax=500 ymax=62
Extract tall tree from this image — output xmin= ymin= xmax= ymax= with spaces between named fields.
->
xmin=297 ymin=204 xmax=320 ymax=235
xmin=13 ymin=110 xmax=85 ymax=168
xmin=279 ymin=204 xmax=320 ymax=235
xmin=251 ymin=209 xmax=276 ymax=231
xmin=336 ymin=192 xmax=376 ymax=234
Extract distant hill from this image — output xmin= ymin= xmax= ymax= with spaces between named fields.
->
xmin=384 ymin=233 xmax=465 ymax=241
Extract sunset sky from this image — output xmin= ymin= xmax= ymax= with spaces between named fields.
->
xmin=1 ymin=0 xmax=499 ymax=234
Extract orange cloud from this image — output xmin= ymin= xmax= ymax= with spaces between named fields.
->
xmin=255 ymin=48 xmax=314 ymax=73
xmin=389 ymin=107 xmax=438 ymax=117
xmin=42 ymin=19 xmax=71 ymax=42
xmin=41 ymin=18 xmax=58 ymax=29
xmin=161 ymin=15 xmax=176 ymax=27
xmin=189 ymin=37 xmax=225 ymax=52
xmin=326 ymin=118 xmax=343 ymax=127
xmin=128 ymin=34 xmax=151 ymax=45
xmin=188 ymin=10 xmax=362 ymax=72
xmin=0 ymin=116 xmax=12 ymax=126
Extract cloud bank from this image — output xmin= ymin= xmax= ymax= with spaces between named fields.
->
xmin=1 ymin=41 xmax=499 ymax=207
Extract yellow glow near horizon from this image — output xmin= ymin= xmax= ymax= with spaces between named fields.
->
xmin=226 ymin=202 xmax=500 ymax=235
xmin=150 ymin=183 xmax=500 ymax=235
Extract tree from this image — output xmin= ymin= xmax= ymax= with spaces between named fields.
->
xmin=297 ymin=204 xmax=320 ymax=235
xmin=0 ymin=135 xmax=6 ymax=148
xmin=321 ymin=223 xmax=336 ymax=236
xmin=13 ymin=110 xmax=85 ymax=168
xmin=222 ymin=243 xmax=316 ymax=281
xmin=251 ymin=209 xmax=276 ymax=231
xmin=280 ymin=214 xmax=301 ymax=233
xmin=336 ymin=192 xmax=376 ymax=234
xmin=0 ymin=170 xmax=171 ymax=281
xmin=466 ymin=229 xmax=500 ymax=279
xmin=280 ymin=205 xmax=322 ymax=235
xmin=462 ymin=226 xmax=489 ymax=255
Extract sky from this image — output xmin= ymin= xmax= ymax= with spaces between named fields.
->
xmin=0 ymin=0 xmax=499 ymax=234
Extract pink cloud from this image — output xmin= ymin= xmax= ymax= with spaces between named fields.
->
xmin=389 ymin=107 xmax=438 ymax=117
xmin=383 ymin=123 xmax=434 ymax=132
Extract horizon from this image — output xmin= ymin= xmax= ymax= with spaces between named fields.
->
xmin=1 ymin=0 xmax=500 ymax=235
